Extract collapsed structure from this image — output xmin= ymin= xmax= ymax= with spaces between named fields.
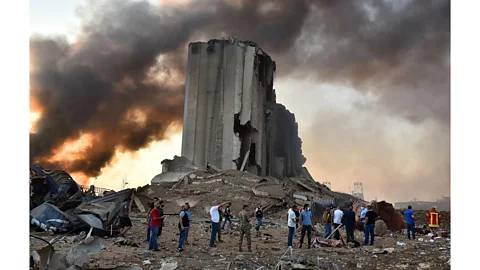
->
xmin=153 ymin=37 xmax=408 ymax=232
xmin=181 ymin=38 xmax=305 ymax=178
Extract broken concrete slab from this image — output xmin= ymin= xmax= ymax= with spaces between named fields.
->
xmin=77 ymin=214 xmax=103 ymax=229
xmin=151 ymin=171 xmax=194 ymax=184
xmin=132 ymin=195 xmax=146 ymax=213
xmin=66 ymin=247 xmax=89 ymax=269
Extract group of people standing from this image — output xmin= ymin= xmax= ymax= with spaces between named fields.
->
xmin=321 ymin=204 xmax=379 ymax=246
xmin=119 ymin=197 xmax=444 ymax=253
xmin=144 ymin=198 xmax=191 ymax=252
xmin=208 ymin=201 xmax=264 ymax=252
xmin=286 ymin=204 xmax=315 ymax=249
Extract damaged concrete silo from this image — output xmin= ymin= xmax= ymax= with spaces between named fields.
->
xmin=181 ymin=37 xmax=305 ymax=178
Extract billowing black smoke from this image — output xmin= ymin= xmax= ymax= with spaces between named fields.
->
xmin=30 ymin=0 xmax=449 ymax=179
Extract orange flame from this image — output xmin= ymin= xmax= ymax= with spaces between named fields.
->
xmin=48 ymin=133 xmax=94 ymax=164
xmin=70 ymin=172 xmax=91 ymax=186
xmin=30 ymin=111 xmax=41 ymax=133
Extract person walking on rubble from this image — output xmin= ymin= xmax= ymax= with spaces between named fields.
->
xmin=145 ymin=202 xmax=155 ymax=242
xmin=323 ymin=206 xmax=333 ymax=238
xmin=333 ymin=205 xmax=344 ymax=240
xmin=344 ymin=205 xmax=356 ymax=243
xmin=426 ymin=206 xmax=442 ymax=234
xmin=222 ymin=202 xmax=233 ymax=232
xmin=299 ymin=204 xmax=314 ymax=249
xmin=148 ymin=200 xmax=162 ymax=251
xmin=238 ymin=204 xmax=252 ymax=252
xmin=118 ymin=198 xmax=132 ymax=237
xmin=404 ymin=205 xmax=416 ymax=240
xmin=287 ymin=205 xmax=298 ymax=248
xmin=209 ymin=201 xmax=231 ymax=247
xmin=184 ymin=202 xmax=191 ymax=244
xmin=363 ymin=205 xmax=379 ymax=246
xmin=177 ymin=204 xmax=190 ymax=252
xmin=255 ymin=206 xmax=263 ymax=237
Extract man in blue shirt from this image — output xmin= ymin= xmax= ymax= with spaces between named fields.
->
xmin=404 ymin=205 xmax=416 ymax=240
xmin=299 ymin=204 xmax=314 ymax=249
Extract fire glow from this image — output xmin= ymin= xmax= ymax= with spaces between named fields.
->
xmin=49 ymin=133 xmax=94 ymax=164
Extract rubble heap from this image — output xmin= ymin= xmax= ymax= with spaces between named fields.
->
xmin=143 ymin=156 xmax=357 ymax=220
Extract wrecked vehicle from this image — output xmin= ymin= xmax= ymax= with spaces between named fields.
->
xmin=30 ymin=165 xmax=142 ymax=236
xmin=30 ymin=164 xmax=81 ymax=209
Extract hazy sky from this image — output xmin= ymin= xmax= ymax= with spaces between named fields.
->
xmin=29 ymin=0 xmax=450 ymax=202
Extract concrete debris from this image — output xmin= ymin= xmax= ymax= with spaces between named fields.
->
xmin=372 ymin=248 xmax=394 ymax=254
xmin=374 ymin=220 xmax=388 ymax=236
xmin=159 ymin=261 xmax=178 ymax=270
xmin=66 ymin=248 xmax=89 ymax=269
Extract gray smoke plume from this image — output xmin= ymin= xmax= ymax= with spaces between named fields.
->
xmin=30 ymin=0 xmax=450 ymax=188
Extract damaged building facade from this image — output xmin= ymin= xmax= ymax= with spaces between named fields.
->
xmin=181 ymin=38 xmax=305 ymax=178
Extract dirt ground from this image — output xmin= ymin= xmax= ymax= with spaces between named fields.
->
xmin=30 ymin=214 xmax=451 ymax=270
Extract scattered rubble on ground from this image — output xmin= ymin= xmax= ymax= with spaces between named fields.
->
xmin=30 ymin=159 xmax=451 ymax=269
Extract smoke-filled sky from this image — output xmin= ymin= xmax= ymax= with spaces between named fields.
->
xmin=30 ymin=0 xmax=450 ymax=202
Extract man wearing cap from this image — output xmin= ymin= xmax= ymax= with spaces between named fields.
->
xmin=426 ymin=206 xmax=442 ymax=234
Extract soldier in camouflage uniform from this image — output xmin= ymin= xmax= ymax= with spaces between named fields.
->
xmin=238 ymin=204 xmax=252 ymax=252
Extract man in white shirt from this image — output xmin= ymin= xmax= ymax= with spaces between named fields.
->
xmin=333 ymin=206 xmax=344 ymax=240
xmin=287 ymin=205 xmax=298 ymax=248
xmin=209 ymin=201 xmax=231 ymax=247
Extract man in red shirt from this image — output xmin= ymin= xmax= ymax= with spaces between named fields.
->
xmin=149 ymin=200 xmax=162 ymax=251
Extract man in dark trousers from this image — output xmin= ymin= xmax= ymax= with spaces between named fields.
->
xmin=255 ymin=206 xmax=263 ymax=237
xmin=404 ymin=205 xmax=416 ymax=240
xmin=177 ymin=204 xmax=190 ymax=252
xmin=343 ymin=205 xmax=356 ymax=243
xmin=299 ymin=204 xmax=314 ymax=249
xmin=363 ymin=205 xmax=379 ymax=246
xmin=222 ymin=202 xmax=233 ymax=232
xmin=148 ymin=200 xmax=162 ymax=251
